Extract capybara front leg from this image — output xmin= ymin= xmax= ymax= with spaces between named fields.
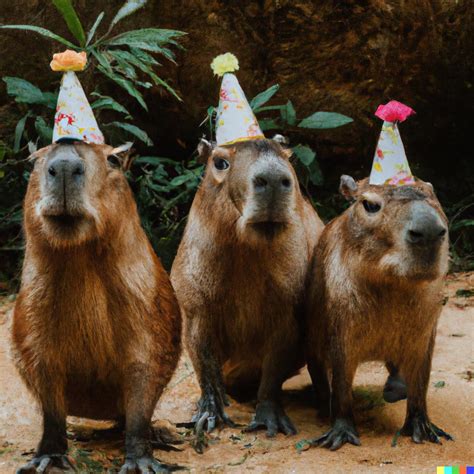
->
xmin=307 ymin=356 xmax=331 ymax=418
xmin=119 ymin=363 xmax=171 ymax=474
xmin=383 ymin=361 xmax=408 ymax=403
xmin=311 ymin=352 xmax=360 ymax=451
xmin=400 ymin=332 xmax=453 ymax=445
xmin=245 ymin=331 xmax=298 ymax=437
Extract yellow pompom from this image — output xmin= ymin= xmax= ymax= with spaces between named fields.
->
xmin=50 ymin=50 xmax=87 ymax=72
xmin=210 ymin=53 xmax=239 ymax=77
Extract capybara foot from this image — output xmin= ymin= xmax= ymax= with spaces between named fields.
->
xmin=17 ymin=454 xmax=75 ymax=473
xmin=383 ymin=373 xmax=408 ymax=403
xmin=151 ymin=426 xmax=184 ymax=452
xmin=311 ymin=418 xmax=361 ymax=451
xmin=401 ymin=413 xmax=453 ymax=444
xmin=192 ymin=391 xmax=236 ymax=433
xmin=244 ymin=400 xmax=297 ymax=438
xmin=119 ymin=456 xmax=183 ymax=473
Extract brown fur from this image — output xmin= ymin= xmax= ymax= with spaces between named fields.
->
xmin=171 ymin=138 xmax=323 ymax=436
xmin=306 ymin=177 xmax=451 ymax=449
xmin=12 ymin=142 xmax=181 ymax=469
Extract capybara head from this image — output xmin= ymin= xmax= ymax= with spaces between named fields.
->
xmin=339 ymin=175 xmax=449 ymax=281
xmin=26 ymin=141 xmax=132 ymax=247
xmin=198 ymin=136 xmax=299 ymax=239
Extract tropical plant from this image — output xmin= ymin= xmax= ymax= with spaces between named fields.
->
xmin=1 ymin=0 xmax=185 ymax=149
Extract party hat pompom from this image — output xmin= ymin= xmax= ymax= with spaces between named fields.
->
xmin=50 ymin=50 xmax=87 ymax=72
xmin=375 ymin=100 xmax=415 ymax=123
xmin=211 ymin=53 xmax=239 ymax=77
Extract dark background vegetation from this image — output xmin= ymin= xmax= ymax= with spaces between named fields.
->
xmin=0 ymin=0 xmax=473 ymax=290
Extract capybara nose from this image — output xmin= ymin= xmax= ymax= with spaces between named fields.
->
xmin=47 ymin=156 xmax=84 ymax=185
xmin=252 ymin=170 xmax=292 ymax=194
xmin=407 ymin=215 xmax=447 ymax=244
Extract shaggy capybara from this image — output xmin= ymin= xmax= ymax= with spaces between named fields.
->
xmin=306 ymin=175 xmax=452 ymax=450
xmin=171 ymin=136 xmax=324 ymax=447
xmin=12 ymin=141 xmax=181 ymax=473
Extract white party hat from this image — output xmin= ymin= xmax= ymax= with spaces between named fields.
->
xmin=211 ymin=53 xmax=264 ymax=146
xmin=51 ymin=50 xmax=104 ymax=144
xmin=369 ymin=100 xmax=415 ymax=186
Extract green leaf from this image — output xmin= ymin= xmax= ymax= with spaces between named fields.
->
xmin=34 ymin=117 xmax=53 ymax=143
xmin=308 ymin=158 xmax=323 ymax=185
xmin=292 ymin=144 xmax=315 ymax=166
xmin=107 ymin=28 xmax=185 ymax=45
xmin=97 ymin=66 xmax=148 ymax=110
xmin=433 ymin=381 xmax=445 ymax=388
xmin=108 ymin=50 xmax=137 ymax=79
xmin=259 ymin=118 xmax=279 ymax=131
xmin=14 ymin=112 xmax=31 ymax=153
xmin=108 ymin=121 xmax=153 ymax=146
xmin=91 ymin=49 xmax=113 ymax=72
xmin=250 ymin=84 xmax=280 ymax=110
xmin=51 ymin=0 xmax=86 ymax=46
xmin=129 ymin=47 xmax=160 ymax=66
xmin=91 ymin=95 xmax=130 ymax=115
xmin=286 ymin=100 xmax=297 ymax=126
xmin=295 ymin=439 xmax=312 ymax=452
xmin=0 ymin=25 xmax=77 ymax=48
xmin=111 ymin=0 xmax=148 ymax=28
xmin=169 ymin=172 xmax=194 ymax=187
xmin=135 ymin=156 xmax=177 ymax=166
xmin=86 ymin=12 xmax=104 ymax=46
xmin=451 ymin=219 xmax=474 ymax=232
xmin=3 ymin=77 xmax=57 ymax=108
xmin=298 ymin=111 xmax=353 ymax=129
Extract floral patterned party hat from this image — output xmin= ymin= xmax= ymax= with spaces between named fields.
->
xmin=369 ymin=100 xmax=415 ymax=186
xmin=51 ymin=50 xmax=104 ymax=144
xmin=211 ymin=53 xmax=264 ymax=146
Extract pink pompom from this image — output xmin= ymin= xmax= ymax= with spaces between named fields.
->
xmin=375 ymin=100 xmax=415 ymax=123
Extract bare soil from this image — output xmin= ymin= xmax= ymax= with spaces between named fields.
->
xmin=0 ymin=273 xmax=472 ymax=473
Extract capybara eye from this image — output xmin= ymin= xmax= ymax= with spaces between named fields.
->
xmin=213 ymin=158 xmax=229 ymax=171
xmin=362 ymin=199 xmax=381 ymax=213
xmin=107 ymin=155 xmax=121 ymax=169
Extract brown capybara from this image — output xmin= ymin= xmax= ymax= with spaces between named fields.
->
xmin=12 ymin=141 xmax=181 ymax=473
xmin=171 ymin=136 xmax=324 ymax=448
xmin=305 ymin=175 xmax=452 ymax=450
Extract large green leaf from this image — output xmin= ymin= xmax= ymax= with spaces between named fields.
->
xmin=250 ymin=84 xmax=280 ymax=110
xmin=14 ymin=113 xmax=31 ymax=153
xmin=91 ymin=95 xmax=130 ymax=115
xmin=97 ymin=66 xmax=148 ymax=110
xmin=108 ymin=121 xmax=153 ymax=146
xmin=35 ymin=117 xmax=53 ymax=143
xmin=259 ymin=118 xmax=279 ymax=131
xmin=285 ymin=100 xmax=297 ymax=126
xmin=3 ymin=77 xmax=57 ymax=108
xmin=108 ymin=50 xmax=137 ymax=79
xmin=298 ymin=111 xmax=353 ymax=129
xmin=106 ymin=28 xmax=185 ymax=46
xmin=51 ymin=0 xmax=86 ymax=46
xmin=292 ymin=144 xmax=316 ymax=166
xmin=111 ymin=0 xmax=148 ymax=29
xmin=0 ymin=25 xmax=77 ymax=48
xmin=86 ymin=12 xmax=104 ymax=46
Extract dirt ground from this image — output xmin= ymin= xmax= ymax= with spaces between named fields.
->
xmin=0 ymin=273 xmax=472 ymax=473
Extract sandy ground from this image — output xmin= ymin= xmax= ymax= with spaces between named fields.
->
xmin=0 ymin=273 xmax=472 ymax=473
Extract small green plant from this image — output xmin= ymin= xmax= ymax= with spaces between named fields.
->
xmin=204 ymin=83 xmax=353 ymax=196
xmin=1 ymin=0 xmax=185 ymax=149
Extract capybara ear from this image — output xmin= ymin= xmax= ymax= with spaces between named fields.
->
xmin=103 ymin=142 xmax=134 ymax=171
xmin=339 ymin=174 xmax=358 ymax=200
xmin=197 ymin=138 xmax=214 ymax=164
xmin=272 ymin=134 xmax=289 ymax=145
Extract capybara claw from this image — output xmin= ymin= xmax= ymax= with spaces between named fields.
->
xmin=401 ymin=414 xmax=453 ymax=445
xmin=243 ymin=400 xmax=297 ymax=438
xmin=16 ymin=454 xmax=76 ymax=473
xmin=311 ymin=419 xmax=361 ymax=451
xmin=119 ymin=456 xmax=183 ymax=474
xmin=383 ymin=373 xmax=408 ymax=403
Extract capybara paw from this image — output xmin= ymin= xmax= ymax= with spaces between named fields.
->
xmin=243 ymin=400 xmax=297 ymax=438
xmin=401 ymin=414 xmax=453 ymax=444
xmin=192 ymin=393 xmax=236 ymax=433
xmin=118 ymin=456 xmax=182 ymax=473
xmin=16 ymin=454 xmax=75 ymax=473
xmin=383 ymin=373 xmax=408 ymax=403
xmin=311 ymin=418 xmax=361 ymax=451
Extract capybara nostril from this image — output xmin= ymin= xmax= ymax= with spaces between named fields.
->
xmin=253 ymin=176 xmax=268 ymax=190
xmin=281 ymin=178 xmax=292 ymax=189
xmin=407 ymin=229 xmax=424 ymax=243
xmin=438 ymin=228 xmax=447 ymax=238
xmin=48 ymin=166 xmax=57 ymax=177
xmin=72 ymin=163 xmax=84 ymax=176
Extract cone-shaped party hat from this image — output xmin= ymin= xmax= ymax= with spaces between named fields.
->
xmin=51 ymin=50 xmax=104 ymax=144
xmin=211 ymin=53 xmax=264 ymax=146
xmin=369 ymin=100 xmax=415 ymax=186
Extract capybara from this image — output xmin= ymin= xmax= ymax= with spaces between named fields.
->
xmin=12 ymin=141 xmax=181 ymax=473
xmin=306 ymin=175 xmax=452 ymax=450
xmin=171 ymin=137 xmax=324 ymax=447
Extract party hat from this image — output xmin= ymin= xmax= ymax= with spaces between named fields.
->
xmin=211 ymin=53 xmax=264 ymax=146
xmin=51 ymin=50 xmax=104 ymax=144
xmin=369 ymin=100 xmax=415 ymax=186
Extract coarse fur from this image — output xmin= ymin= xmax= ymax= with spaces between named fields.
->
xmin=171 ymin=138 xmax=324 ymax=444
xmin=13 ymin=142 xmax=181 ymax=472
xmin=306 ymin=176 xmax=451 ymax=450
